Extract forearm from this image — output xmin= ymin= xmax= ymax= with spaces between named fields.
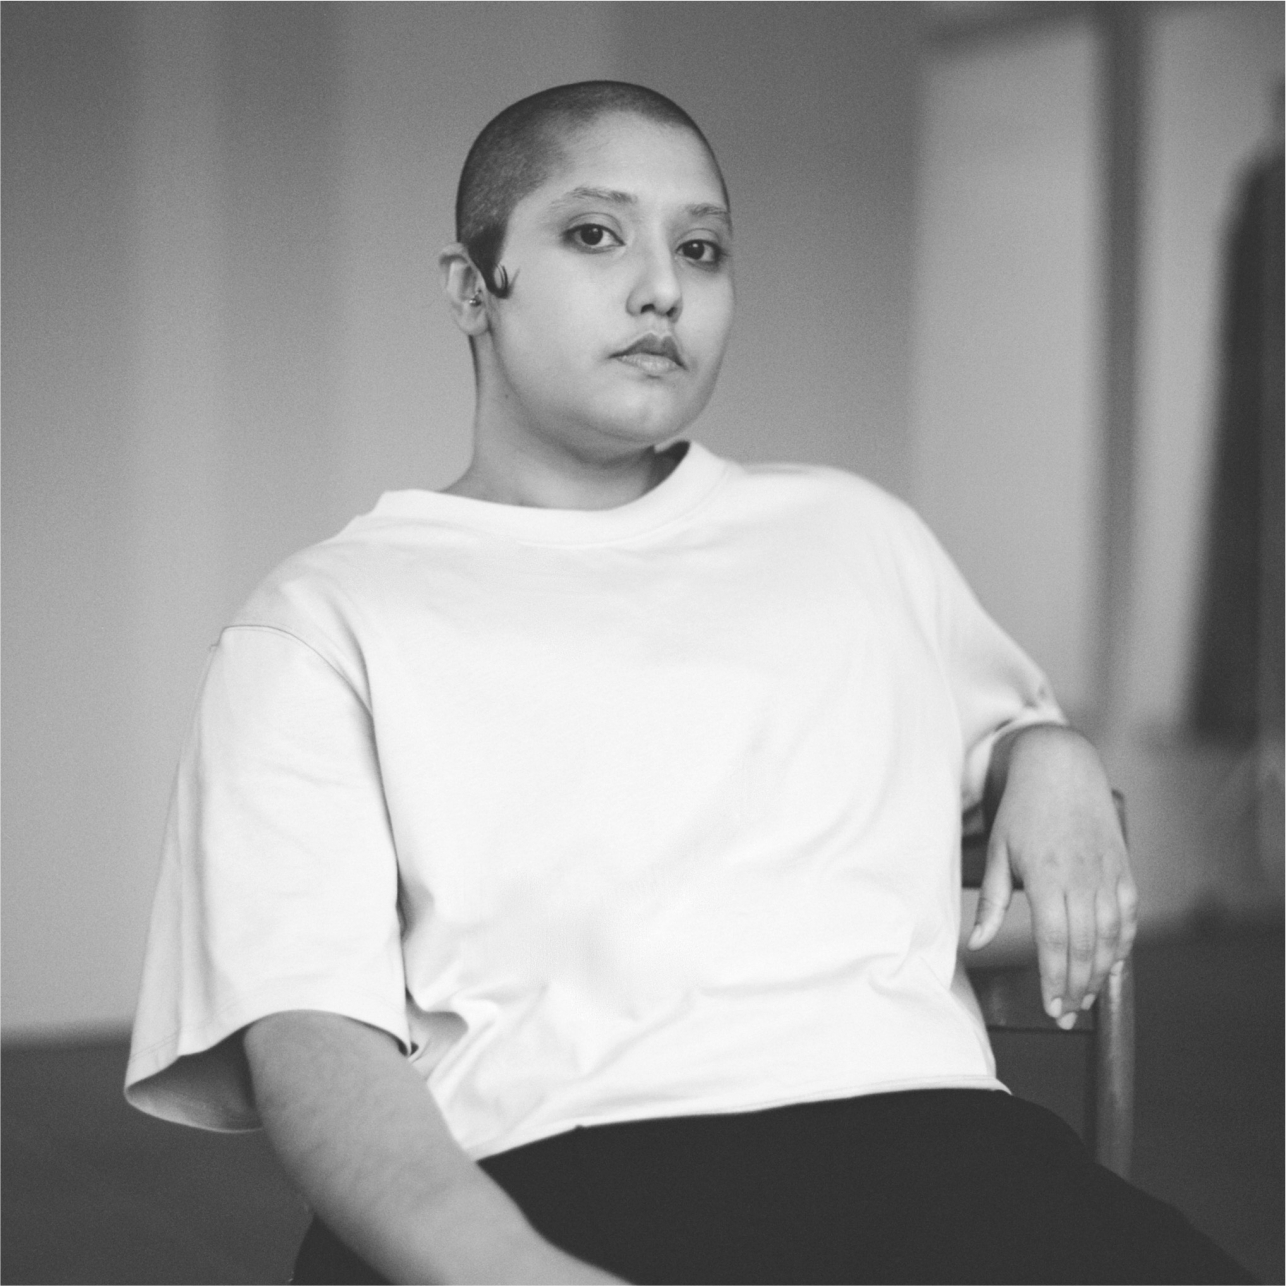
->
xmin=243 ymin=1010 xmax=620 ymax=1285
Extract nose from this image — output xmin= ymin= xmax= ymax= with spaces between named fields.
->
xmin=626 ymin=236 xmax=682 ymax=320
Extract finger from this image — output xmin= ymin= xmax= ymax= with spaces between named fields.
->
xmin=1082 ymin=884 xmax=1121 ymax=1009
xmin=1114 ymin=874 xmax=1139 ymax=966
xmin=968 ymin=841 xmax=1014 ymax=950
xmin=1030 ymin=887 xmax=1070 ymax=1023
xmin=1062 ymin=893 xmax=1097 ymax=1022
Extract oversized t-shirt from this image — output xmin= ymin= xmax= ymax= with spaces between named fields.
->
xmin=125 ymin=441 xmax=1064 ymax=1158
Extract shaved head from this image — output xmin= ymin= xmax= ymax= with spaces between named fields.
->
xmin=455 ymin=81 xmax=727 ymax=298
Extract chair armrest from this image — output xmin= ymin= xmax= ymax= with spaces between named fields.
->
xmin=961 ymin=828 xmax=1002 ymax=890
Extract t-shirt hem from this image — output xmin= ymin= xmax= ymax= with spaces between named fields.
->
xmin=462 ymin=1073 xmax=1008 ymax=1161
xmin=126 ymin=984 xmax=411 ymax=1131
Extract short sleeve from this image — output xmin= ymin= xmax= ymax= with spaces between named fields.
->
xmin=125 ymin=625 xmax=409 ymax=1131
xmin=907 ymin=514 xmax=1066 ymax=811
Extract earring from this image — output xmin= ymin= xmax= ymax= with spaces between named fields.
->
xmin=468 ymin=292 xmax=483 ymax=306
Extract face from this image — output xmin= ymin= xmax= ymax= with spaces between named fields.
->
xmin=476 ymin=114 xmax=734 ymax=458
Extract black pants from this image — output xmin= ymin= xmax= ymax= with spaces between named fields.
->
xmin=291 ymin=1089 xmax=1254 ymax=1284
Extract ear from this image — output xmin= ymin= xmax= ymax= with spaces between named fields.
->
xmin=439 ymin=244 xmax=490 ymax=337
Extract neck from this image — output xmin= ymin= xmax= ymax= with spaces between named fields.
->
xmin=443 ymin=426 xmax=680 ymax=511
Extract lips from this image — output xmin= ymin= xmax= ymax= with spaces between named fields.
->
xmin=614 ymin=332 xmax=685 ymax=370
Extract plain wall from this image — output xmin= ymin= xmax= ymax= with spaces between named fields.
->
xmin=1127 ymin=1 xmax=1284 ymax=732
xmin=1101 ymin=0 xmax=1285 ymax=926
xmin=913 ymin=17 xmax=1103 ymax=722
xmin=612 ymin=3 xmax=922 ymax=488
xmin=3 ymin=4 xmax=146 ymax=1033
xmin=2 ymin=3 xmax=924 ymax=1035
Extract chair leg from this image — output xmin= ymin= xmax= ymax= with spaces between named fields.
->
xmin=1092 ymin=954 xmax=1135 ymax=1178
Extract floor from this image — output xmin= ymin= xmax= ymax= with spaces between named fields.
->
xmin=3 ymin=921 xmax=1282 ymax=1285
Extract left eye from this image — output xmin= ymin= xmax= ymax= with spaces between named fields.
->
xmin=677 ymin=239 xmax=723 ymax=265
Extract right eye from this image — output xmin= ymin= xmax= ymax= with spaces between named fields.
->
xmin=567 ymin=223 xmax=621 ymax=250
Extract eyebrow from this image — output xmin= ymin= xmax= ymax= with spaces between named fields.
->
xmin=549 ymin=186 xmax=733 ymax=231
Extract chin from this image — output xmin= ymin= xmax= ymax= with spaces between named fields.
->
xmin=598 ymin=415 xmax=692 ymax=451
xmin=591 ymin=391 xmax=706 ymax=448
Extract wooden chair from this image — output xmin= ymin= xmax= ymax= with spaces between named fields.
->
xmin=961 ymin=792 xmax=1134 ymax=1178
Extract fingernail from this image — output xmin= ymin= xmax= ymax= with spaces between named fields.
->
xmin=1048 ymin=997 xmax=1062 ymax=1019
xmin=1110 ymin=961 xmax=1124 ymax=978
xmin=1081 ymin=993 xmax=1096 ymax=1010
xmin=968 ymin=927 xmax=983 ymax=949
xmin=1057 ymin=1012 xmax=1077 ymax=1031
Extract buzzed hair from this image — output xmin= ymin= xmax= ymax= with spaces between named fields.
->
xmin=455 ymin=81 xmax=726 ymax=298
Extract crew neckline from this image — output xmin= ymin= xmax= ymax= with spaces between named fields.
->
xmin=368 ymin=441 xmax=729 ymax=546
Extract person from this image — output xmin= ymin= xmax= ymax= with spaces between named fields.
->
xmin=125 ymin=82 xmax=1253 ymax=1285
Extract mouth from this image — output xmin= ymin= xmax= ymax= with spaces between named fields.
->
xmin=613 ymin=332 xmax=685 ymax=374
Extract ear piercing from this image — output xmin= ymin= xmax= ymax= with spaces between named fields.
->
xmin=468 ymin=292 xmax=483 ymax=306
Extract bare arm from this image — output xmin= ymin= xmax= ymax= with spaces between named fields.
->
xmin=243 ymin=1010 xmax=624 ymax=1285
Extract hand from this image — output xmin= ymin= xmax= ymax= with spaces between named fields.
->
xmin=967 ymin=725 xmax=1139 ymax=1028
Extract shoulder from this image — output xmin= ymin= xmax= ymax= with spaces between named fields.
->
xmin=712 ymin=456 xmax=962 ymax=618
xmin=227 ymin=504 xmax=432 ymax=690
xmin=726 ymin=456 xmax=932 ymax=546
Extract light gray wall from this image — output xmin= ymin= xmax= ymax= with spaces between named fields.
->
xmin=4 ymin=4 xmax=146 ymax=1035
xmin=2 ymin=4 xmax=925 ymax=1035
xmin=1105 ymin=1 xmax=1285 ymax=926
xmin=1127 ymin=1 xmax=1285 ymax=733
xmin=613 ymin=3 xmax=923 ymax=491
xmin=913 ymin=18 xmax=1103 ymax=722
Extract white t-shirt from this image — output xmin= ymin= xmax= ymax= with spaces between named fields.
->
xmin=125 ymin=442 xmax=1063 ymax=1159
